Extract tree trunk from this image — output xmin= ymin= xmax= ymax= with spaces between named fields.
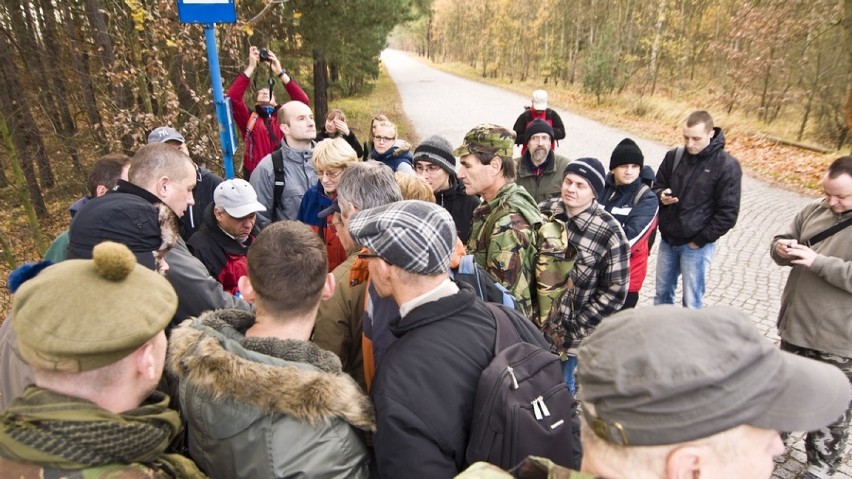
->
xmin=6 ymin=2 xmax=55 ymax=188
xmin=84 ymin=0 xmax=133 ymax=154
xmin=62 ymin=2 xmax=107 ymax=152
xmin=312 ymin=51 xmax=328 ymax=123
xmin=38 ymin=0 xmax=85 ymax=176
xmin=649 ymin=0 xmax=666 ymax=96
xmin=0 ymin=109 xmax=46 ymax=255
xmin=0 ymin=48 xmax=48 ymax=219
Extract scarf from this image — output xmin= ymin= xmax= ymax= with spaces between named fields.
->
xmin=0 ymin=387 xmax=205 ymax=478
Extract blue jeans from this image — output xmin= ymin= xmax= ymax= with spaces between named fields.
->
xmin=561 ymin=356 xmax=578 ymax=395
xmin=654 ymin=239 xmax=716 ymax=309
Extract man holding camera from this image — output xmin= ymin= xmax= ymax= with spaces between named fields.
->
xmin=227 ymin=46 xmax=310 ymax=176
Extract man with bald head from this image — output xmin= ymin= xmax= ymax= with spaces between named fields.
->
xmin=250 ymin=100 xmax=318 ymax=228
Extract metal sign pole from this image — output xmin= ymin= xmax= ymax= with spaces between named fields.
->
xmin=203 ymin=24 xmax=235 ymax=179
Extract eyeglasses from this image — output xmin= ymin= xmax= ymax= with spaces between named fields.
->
xmin=373 ymin=136 xmax=395 ymax=143
xmin=357 ymin=253 xmax=383 ymax=260
xmin=319 ymin=169 xmax=342 ymax=180
xmin=415 ymin=164 xmax=443 ymax=174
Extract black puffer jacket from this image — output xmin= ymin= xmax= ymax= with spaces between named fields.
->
xmin=653 ymin=128 xmax=742 ymax=247
xmin=435 ymin=178 xmax=480 ymax=243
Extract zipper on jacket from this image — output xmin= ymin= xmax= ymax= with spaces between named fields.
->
xmin=506 ymin=366 xmax=519 ymax=390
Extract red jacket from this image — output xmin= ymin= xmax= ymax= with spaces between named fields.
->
xmin=226 ymin=73 xmax=310 ymax=175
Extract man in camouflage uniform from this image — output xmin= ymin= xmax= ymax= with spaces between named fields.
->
xmin=455 ymin=124 xmax=542 ymax=319
xmin=539 ymin=157 xmax=629 ymax=394
xmin=770 ymin=155 xmax=852 ymax=479
xmin=0 ymin=242 xmax=205 ymax=478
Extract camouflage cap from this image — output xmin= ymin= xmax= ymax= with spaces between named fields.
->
xmin=453 ymin=124 xmax=516 ymax=158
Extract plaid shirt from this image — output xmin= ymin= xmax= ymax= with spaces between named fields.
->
xmin=539 ymin=198 xmax=629 ymax=354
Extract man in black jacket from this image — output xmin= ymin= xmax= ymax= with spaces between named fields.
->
xmin=348 ymin=200 xmax=498 ymax=478
xmin=652 ymin=111 xmax=742 ymax=309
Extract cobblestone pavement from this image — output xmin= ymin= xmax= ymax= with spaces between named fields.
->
xmin=381 ymin=49 xmax=849 ymax=478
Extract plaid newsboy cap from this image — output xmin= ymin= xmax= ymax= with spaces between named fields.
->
xmin=348 ymin=200 xmax=456 ymax=275
xmin=453 ymin=124 xmax=516 ymax=158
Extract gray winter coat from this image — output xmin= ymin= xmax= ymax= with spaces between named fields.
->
xmin=250 ymin=141 xmax=318 ymax=229
xmin=169 ymin=309 xmax=373 ymax=479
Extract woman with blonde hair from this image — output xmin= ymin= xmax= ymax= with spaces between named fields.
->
xmin=361 ymin=114 xmax=389 ymax=161
xmin=317 ymin=108 xmax=364 ymax=158
xmin=297 ymin=137 xmax=359 ymax=271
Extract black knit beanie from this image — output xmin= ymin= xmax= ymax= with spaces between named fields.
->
xmin=609 ymin=138 xmax=644 ymax=170
xmin=414 ymin=135 xmax=456 ymax=176
xmin=524 ymin=118 xmax=555 ymax=144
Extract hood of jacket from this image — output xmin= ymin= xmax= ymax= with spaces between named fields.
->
xmin=487 ymin=182 xmax=544 ymax=227
xmin=168 ymin=308 xmax=375 ymax=431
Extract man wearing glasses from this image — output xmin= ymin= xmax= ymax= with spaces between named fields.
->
xmin=368 ymin=120 xmax=415 ymax=174
xmin=413 ymin=135 xmax=479 ymax=242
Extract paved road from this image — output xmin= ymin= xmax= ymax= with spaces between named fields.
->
xmin=381 ymin=49 xmax=848 ymax=477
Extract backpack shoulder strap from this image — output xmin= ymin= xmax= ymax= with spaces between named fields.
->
xmin=632 ymin=184 xmax=651 ymax=205
xmin=271 ymin=149 xmax=286 ymax=221
xmin=485 ymin=303 xmax=522 ymax=352
xmin=804 ymin=215 xmax=852 ymax=247
xmin=672 ymin=145 xmax=685 ymax=174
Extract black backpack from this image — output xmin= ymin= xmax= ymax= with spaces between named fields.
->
xmin=466 ymin=303 xmax=579 ymax=470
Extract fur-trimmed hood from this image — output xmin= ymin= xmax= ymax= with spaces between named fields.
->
xmin=168 ymin=308 xmax=375 ymax=431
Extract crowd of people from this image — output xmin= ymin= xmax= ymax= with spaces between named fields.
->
xmin=0 ymin=49 xmax=850 ymax=479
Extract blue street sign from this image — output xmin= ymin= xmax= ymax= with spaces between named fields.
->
xmin=177 ymin=0 xmax=236 ymax=24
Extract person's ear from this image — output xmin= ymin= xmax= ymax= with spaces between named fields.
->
xmin=321 ymin=273 xmax=336 ymax=301
xmin=489 ymin=156 xmax=502 ymax=176
xmin=95 ymin=185 xmax=110 ymax=198
xmin=237 ymin=275 xmax=256 ymax=304
xmin=665 ymin=444 xmax=705 ymax=479
xmin=156 ymin=176 xmax=170 ymax=198
xmin=135 ymin=341 xmax=159 ymax=382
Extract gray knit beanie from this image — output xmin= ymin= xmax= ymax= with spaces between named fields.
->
xmin=413 ymin=136 xmax=456 ymax=176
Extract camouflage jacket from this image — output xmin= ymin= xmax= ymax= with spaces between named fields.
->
xmin=455 ymin=456 xmax=601 ymax=478
xmin=0 ymin=457 xmax=172 ymax=479
xmin=466 ymin=182 xmax=543 ymax=318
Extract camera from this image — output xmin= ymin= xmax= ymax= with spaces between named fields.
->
xmin=259 ymin=48 xmax=271 ymax=62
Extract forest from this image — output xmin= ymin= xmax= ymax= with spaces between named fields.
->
xmin=0 ymin=0 xmax=417 ymax=267
xmin=397 ymin=0 xmax=852 ymax=152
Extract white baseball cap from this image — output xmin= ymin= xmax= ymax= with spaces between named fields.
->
xmin=214 ymin=179 xmax=266 ymax=218
xmin=532 ymin=90 xmax=548 ymax=110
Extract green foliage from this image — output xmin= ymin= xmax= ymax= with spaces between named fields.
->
xmin=582 ymin=26 xmax=619 ymax=104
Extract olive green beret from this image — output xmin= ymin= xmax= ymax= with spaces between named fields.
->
xmin=12 ymin=242 xmax=177 ymax=373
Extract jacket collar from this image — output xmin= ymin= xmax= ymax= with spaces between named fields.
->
xmin=390 ymin=288 xmax=478 ymax=337
xmin=168 ymin=309 xmax=375 ymax=430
